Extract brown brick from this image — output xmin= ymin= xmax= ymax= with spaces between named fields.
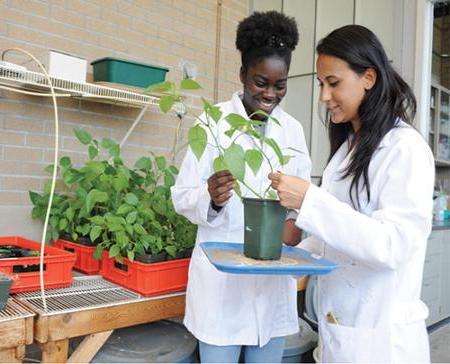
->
xmin=10 ymin=0 xmax=50 ymax=17
xmin=50 ymin=5 xmax=86 ymax=28
xmin=66 ymin=0 xmax=101 ymax=18
xmin=4 ymin=116 xmax=45 ymax=133
xmin=1 ymin=176 xmax=42 ymax=191
xmin=26 ymin=134 xmax=58 ymax=148
xmin=0 ymin=191 xmax=29 ymax=205
xmin=0 ymin=131 xmax=26 ymax=146
xmin=4 ymin=146 xmax=43 ymax=162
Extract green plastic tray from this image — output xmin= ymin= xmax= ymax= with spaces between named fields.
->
xmin=91 ymin=57 xmax=169 ymax=88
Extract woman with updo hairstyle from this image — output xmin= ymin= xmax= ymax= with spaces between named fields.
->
xmin=171 ymin=11 xmax=312 ymax=363
xmin=269 ymin=25 xmax=434 ymax=362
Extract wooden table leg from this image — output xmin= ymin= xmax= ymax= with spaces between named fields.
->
xmin=67 ymin=330 xmax=113 ymax=363
xmin=15 ymin=345 xmax=25 ymax=361
xmin=0 ymin=348 xmax=21 ymax=363
xmin=40 ymin=339 xmax=69 ymax=363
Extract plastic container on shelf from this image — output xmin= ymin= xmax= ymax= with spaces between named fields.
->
xmin=0 ymin=271 xmax=13 ymax=310
xmin=100 ymin=251 xmax=190 ymax=297
xmin=53 ymin=239 xmax=100 ymax=274
xmin=91 ymin=57 xmax=169 ymax=89
xmin=0 ymin=236 xmax=76 ymax=293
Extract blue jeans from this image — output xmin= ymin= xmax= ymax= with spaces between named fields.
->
xmin=199 ymin=336 xmax=286 ymax=363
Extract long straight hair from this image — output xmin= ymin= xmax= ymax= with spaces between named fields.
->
xmin=316 ymin=25 xmax=416 ymax=208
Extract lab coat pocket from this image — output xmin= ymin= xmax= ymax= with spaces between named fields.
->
xmin=321 ymin=321 xmax=392 ymax=363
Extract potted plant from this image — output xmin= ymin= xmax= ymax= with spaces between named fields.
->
xmin=30 ymin=128 xmax=196 ymax=274
xmin=147 ymin=80 xmax=295 ymax=260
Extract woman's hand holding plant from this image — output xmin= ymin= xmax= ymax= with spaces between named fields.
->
xmin=269 ymin=172 xmax=311 ymax=209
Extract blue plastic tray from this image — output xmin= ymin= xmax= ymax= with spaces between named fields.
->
xmin=200 ymin=242 xmax=338 ymax=275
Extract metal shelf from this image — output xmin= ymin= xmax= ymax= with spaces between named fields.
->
xmin=0 ymin=65 xmax=167 ymax=109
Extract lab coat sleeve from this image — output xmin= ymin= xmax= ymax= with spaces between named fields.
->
xmin=296 ymin=138 xmax=434 ymax=270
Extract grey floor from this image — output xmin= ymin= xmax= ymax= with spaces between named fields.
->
xmin=430 ymin=319 xmax=450 ymax=363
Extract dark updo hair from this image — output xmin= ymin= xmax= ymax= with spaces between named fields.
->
xmin=316 ymin=25 xmax=416 ymax=209
xmin=236 ymin=11 xmax=299 ymax=70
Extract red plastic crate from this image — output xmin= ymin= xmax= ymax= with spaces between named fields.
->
xmin=53 ymin=239 xmax=100 ymax=274
xmin=100 ymin=251 xmax=190 ymax=297
xmin=0 ymin=236 xmax=76 ymax=293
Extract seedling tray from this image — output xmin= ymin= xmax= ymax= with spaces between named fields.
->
xmin=53 ymin=239 xmax=100 ymax=274
xmin=0 ymin=236 xmax=76 ymax=293
xmin=200 ymin=242 xmax=338 ymax=275
xmin=100 ymin=252 xmax=190 ymax=297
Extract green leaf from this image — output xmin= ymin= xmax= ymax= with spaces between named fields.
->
xmin=116 ymin=231 xmax=129 ymax=247
xmin=125 ymin=223 xmax=134 ymax=236
xmin=133 ymin=224 xmax=147 ymax=235
xmin=124 ymin=193 xmax=139 ymax=206
xmin=266 ymin=189 xmax=278 ymax=200
xmin=65 ymin=207 xmax=75 ymax=221
xmin=86 ymin=189 xmax=109 ymax=214
xmin=109 ymin=244 xmax=121 ymax=258
xmin=159 ymin=95 xmax=176 ymax=113
xmin=224 ymin=144 xmax=245 ymax=181
xmin=188 ymin=125 xmax=207 ymax=160
xmin=85 ymin=161 xmax=106 ymax=175
xmin=134 ymin=156 xmax=152 ymax=170
xmin=180 ymin=79 xmax=201 ymax=90
xmin=264 ymin=137 xmax=285 ymax=166
xmin=224 ymin=129 xmax=236 ymax=138
xmin=112 ymin=173 xmax=129 ymax=192
xmin=29 ymin=191 xmax=41 ymax=205
xmin=245 ymin=149 xmax=263 ymax=175
xmin=164 ymin=171 xmax=175 ymax=188
xmin=59 ymin=218 xmax=68 ymax=231
xmin=201 ymin=98 xmax=222 ymax=123
xmin=90 ymin=225 xmax=102 ymax=242
xmin=45 ymin=164 xmax=55 ymax=174
xmin=50 ymin=216 xmax=59 ymax=228
xmin=88 ymin=145 xmax=98 ymax=160
xmin=213 ymin=155 xmax=227 ymax=172
xmin=155 ymin=156 xmax=166 ymax=170
xmin=109 ymin=144 xmax=120 ymax=159
xmin=60 ymin=157 xmax=71 ymax=168
xmin=127 ymin=250 xmax=135 ymax=262
xmin=100 ymin=138 xmax=116 ymax=149
xmin=74 ymin=128 xmax=92 ymax=145
xmin=117 ymin=204 xmax=134 ymax=215
xmin=145 ymin=81 xmax=173 ymax=93
xmin=90 ymin=215 xmax=105 ymax=225
xmin=94 ymin=244 xmax=104 ymax=260
xmin=168 ymin=165 xmax=178 ymax=174
xmin=126 ymin=211 xmax=138 ymax=224
xmin=225 ymin=113 xmax=250 ymax=128
xmin=165 ymin=245 xmax=177 ymax=257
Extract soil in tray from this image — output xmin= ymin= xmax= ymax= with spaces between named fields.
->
xmin=0 ymin=245 xmax=40 ymax=259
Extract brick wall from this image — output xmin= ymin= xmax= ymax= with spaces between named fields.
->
xmin=0 ymin=0 xmax=249 ymax=239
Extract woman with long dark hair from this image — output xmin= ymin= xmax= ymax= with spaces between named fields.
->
xmin=269 ymin=25 xmax=434 ymax=362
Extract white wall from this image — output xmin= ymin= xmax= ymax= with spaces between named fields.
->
xmin=252 ymin=0 xmax=429 ymax=178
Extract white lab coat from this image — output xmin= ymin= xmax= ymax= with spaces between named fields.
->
xmin=297 ymin=121 xmax=434 ymax=363
xmin=171 ymin=92 xmax=312 ymax=346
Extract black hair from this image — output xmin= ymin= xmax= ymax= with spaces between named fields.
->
xmin=236 ymin=11 xmax=299 ymax=70
xmin=316 ymin=24 xmax=416 ymax=209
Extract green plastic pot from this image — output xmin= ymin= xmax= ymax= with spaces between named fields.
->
xmin=243 ymin=197 xmax=285 ymax=260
